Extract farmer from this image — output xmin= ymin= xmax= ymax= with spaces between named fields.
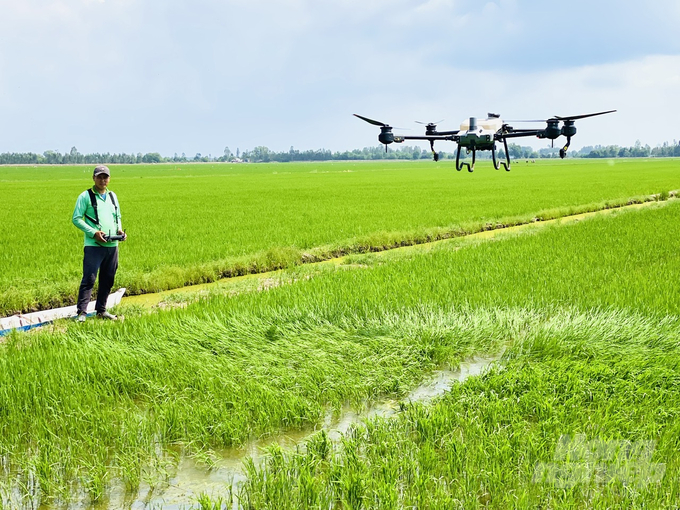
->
xmin=72 ymin=165 xmax=126 ymax=321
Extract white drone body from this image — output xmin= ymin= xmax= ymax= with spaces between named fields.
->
xmin=457 ymin=115 xmax=504 ymax=151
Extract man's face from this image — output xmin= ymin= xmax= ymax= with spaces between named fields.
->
xmin=93 ymin=173 xmax=110 ymax=192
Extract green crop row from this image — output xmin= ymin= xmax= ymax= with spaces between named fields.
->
xmin=1 ymin=199 xmax=679 ymax=507
xmin=1 ymin=158 xmax=678 ymax=314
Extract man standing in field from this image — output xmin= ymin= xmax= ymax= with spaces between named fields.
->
xmin=72 ymin=165 xmax=126 ymax=322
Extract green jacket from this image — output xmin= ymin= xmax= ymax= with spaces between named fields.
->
xmin=72 ymin=187 xmax=122 ymax=247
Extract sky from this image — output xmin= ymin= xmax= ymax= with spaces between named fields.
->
xmin=1 ymin=0 xmax=679 ymax=156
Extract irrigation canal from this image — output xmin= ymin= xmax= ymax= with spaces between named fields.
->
xmin=123 ymin=197 xmax=675 ymax=310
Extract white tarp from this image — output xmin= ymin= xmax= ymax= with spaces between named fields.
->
xmin=0 ymin=288 xmax=126 ymax=335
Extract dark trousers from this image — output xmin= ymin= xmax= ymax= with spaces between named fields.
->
xmin=77 ymin=246 xmax=119 ymax=314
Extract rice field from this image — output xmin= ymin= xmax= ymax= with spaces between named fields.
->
xmin=0 ymin=158 xmax=678 ymax=314
xmin=0 ymin=158 xmax=679 ymax=508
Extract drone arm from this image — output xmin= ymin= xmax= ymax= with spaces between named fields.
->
xmin=430 ymin=130 xmax=460 ymax=136
xmin=400 ymin=135 xmax=457 ymax=141
xmin=499 ymin=130 xmax=544 ymax=139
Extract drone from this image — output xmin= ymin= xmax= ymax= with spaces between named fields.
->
xmin=354 ymin=110 xmax=616 ymax=172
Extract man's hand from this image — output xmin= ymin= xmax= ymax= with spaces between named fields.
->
xmin=94 ymin=231 xmax=107 ymax=243
xmin=117 ymin=229 xmax=128 ymax=241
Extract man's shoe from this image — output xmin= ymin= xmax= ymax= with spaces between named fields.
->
xmin=77 ymin=312 xmax=87 ymax=323
xmin=97 ymin=311 xmax=118 ymax=321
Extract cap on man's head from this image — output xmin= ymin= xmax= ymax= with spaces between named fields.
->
xmin=93 ymin=165 xmax=110 ymax=177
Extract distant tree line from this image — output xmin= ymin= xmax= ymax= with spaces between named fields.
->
xmin=1 ymin=140 xmax=678 ymax=165
xmin=576 ymin=140 xmax=680 ymax=158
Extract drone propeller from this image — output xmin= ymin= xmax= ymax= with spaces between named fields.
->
xmin=416 ymin=119 xmax=444 ymax=135
xmin=508 ymin=110 xmax=617 ymax=123
xmin=415 ymin=119 xmax=444 ymax=126
xmin=353 ymin=114 xmax=390 ymax=127
xmin=505 ymin=119 xmax=546 ymax=123
xmin=354 ymin=114 xmax=409 ymax=131
xmin=552 ymin=110 xmax=617 ymax=121
xmin=354 ymin=113 xmax=408 ymax=152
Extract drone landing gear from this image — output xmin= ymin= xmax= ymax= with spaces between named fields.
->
xmin=492 ymin=138 xmax=511 ymax=171
xmin=559 ymin=137 xmax=571 ymax=159
xmin=456 ymin=145 xmax=475 ymax=172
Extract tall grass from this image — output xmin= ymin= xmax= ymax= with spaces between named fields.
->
xmin=1 ymin=159 xmax=678 ymax=314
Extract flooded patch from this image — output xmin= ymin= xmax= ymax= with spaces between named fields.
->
xmin=2 ymin=356 xmax=499 ymax=509
xmin=134 ymin=356 xmax=500 ymax=508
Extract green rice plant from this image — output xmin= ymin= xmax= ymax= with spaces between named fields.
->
xmin=1 ymin=158 xmax=678 ymax=314
xmin=193 ymin=492 xmax=230 ymax=509
xmin=236 ymin=200 xmax=680 ymax=318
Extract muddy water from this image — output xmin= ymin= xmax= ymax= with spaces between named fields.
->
xmin=123 ymin=356 xmax=499 ymax=509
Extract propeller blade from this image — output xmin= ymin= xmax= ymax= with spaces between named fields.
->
xmin=507 ymin=110 xmax=616 ymax=123
xmin=553 ymin=110 xmax=617 ymax=121
xmin=415 ymin=119 xmax=444 ymax=125
xmin=353 ymin=113 xmax=389 ymax=127
xmin=505 ymin=119 xmax=547 ymax=123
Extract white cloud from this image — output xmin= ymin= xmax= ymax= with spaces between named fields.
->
xmin=0 ymin=0 xmax=678 ymax=154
